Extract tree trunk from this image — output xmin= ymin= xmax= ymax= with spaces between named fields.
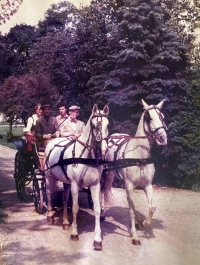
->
xmin=8 ymin=121 xmax=13 ymax=138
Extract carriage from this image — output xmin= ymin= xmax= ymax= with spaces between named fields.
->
xmin=13 ymin=136 xmax=46 ymax=214
xmin=12 ymin=136 xmax=94 ymax=214
xmin=12 ymin=101 xmax=168 ymax=250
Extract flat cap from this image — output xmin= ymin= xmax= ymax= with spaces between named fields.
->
xmin=69 ymin=105 xmax=80 ymax=110
xmin=41 ymin=103 xmax=51 ymax=109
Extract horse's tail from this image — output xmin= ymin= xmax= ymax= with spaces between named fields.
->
xmin=100 ymin=169 xmax=114 ymax=206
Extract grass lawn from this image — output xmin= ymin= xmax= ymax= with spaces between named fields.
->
xmin=0 ymin=124 xmax=23 ymax=223
xmin=0 ymin=125 xmax=23 ymax=150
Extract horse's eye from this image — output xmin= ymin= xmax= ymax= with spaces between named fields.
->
xmin=144 ymin=111 xmax=151 ymax=122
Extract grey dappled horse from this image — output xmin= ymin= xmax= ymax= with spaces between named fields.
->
xmin=44 ymin=104 xmax=110 ymax=250
xmin=102 ymin=99 xmax=168 ymax=245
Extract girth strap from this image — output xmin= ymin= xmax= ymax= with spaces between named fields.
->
xmin=58 ymin=139 xmax=76 ymax=181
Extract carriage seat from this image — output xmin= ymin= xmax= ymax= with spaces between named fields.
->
xmin=12 ymin=136 xmax=36 ymax=154
xmin=12 ymin=136 xmax=40 ymax=170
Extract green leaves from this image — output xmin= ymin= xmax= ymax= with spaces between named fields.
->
xmin=0 ymin=73 xmax=59 ymax=125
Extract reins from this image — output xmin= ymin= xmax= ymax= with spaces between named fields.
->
xmin=43 ymin=107 xmax=168 ymax=176
xmin=44 ymin=112 xmax=109 ymax=178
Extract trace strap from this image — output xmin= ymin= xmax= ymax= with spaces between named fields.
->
xmin=48 ymin=157 xmax=154 ymax=172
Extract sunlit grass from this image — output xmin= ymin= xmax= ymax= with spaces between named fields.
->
xmin=0 ymin=125 xmax=23 ymax=150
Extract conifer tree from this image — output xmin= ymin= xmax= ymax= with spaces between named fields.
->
xmin=169 ymin=59 xmax=200 ymax=190
xmin=89 ymin=0 xmax=190 ymax=133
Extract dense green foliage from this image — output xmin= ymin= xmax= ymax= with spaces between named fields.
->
xmin=169 ymin=67 xmax=200 ymax=190
xmin=1 ymin=24 xmax=38 ymax=78
xmin=0 ymin=0 xmax=200 ymax=190
xmin=89 ymin=0 xmax=190 ymax=134
xmin=0 ymin=74 xmax=59 ymax=136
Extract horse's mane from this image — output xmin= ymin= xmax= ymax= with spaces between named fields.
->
xmin=82 ymin=113 xmax=93 ymax=135
xmin=135 ymin=111 xmax=145 ymax=136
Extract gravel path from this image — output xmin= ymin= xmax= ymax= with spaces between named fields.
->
xmin=0 ymin=144 xmax=200 ymax=265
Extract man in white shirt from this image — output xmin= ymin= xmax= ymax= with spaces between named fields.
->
xmin=55 ymin=101 xmax=68 ymax=134
xmin=23 ymin=103 xmax=42 ymax=136
xmin=57 ymin=105 xmax=85 ymax=140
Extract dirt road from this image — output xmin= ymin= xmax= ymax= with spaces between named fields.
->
xmin=0 ymin=145 xmax=200 ymax=265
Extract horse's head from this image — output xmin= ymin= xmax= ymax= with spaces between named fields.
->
xmin=90 ymin=104 xmax=110 ymax=158
xmin=142 ymin=99 xmax=168 ymax=146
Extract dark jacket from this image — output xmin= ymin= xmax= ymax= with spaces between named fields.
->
xmin=35 ymin=116 xmax=56 ymax=141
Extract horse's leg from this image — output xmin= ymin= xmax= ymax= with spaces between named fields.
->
xmin=124 ymin=180 xmax=141 ymax=245
xmin=100 ymin=170 xmax=114 ymax=221
xmin=70 ymin=181 xmax=79 ymax=241
xmin=142 ymin=184 xmax=156 ymax=227
xmin=62 ymin=183 xmax=71 ymax=230
xmin=46 ymin=171 xmax=56 ymax=222
xmin=100 ymin=191 xmax=105 ymax=221
xmin=90 ymin=183 xmax=102 ymax=250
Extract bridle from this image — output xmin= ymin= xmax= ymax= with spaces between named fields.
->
xmin=143 ymin=106 xmax=168 ymax=143
xmin=44 ymin=112 xmax=109 ymax=178
xmin=90 ymin=112 xmax=109 ymax=162
xmin=74 ymin=112 xmax=109 ymax=161
xmin=90 ymin=112 xmax=109 ymax=143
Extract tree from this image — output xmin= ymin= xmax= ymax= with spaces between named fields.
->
xmin=160 ymin=0 xmax=200 ymax=35
xmin=89 ymin=0 xmax=190 ymax=133
xmin=169 ymin=69 xmax=200 ymax=190
xmin=28 ymin=0 xmax=116 ymax=119
xmin=37 ymin=1 xmax=79 ymax=37
xmin=2 ymin=24 xmax=38 ymax=77
xmin=0 ymin=73 xmax=59 ymax=137
xmin=0 ymin=0 xmax=23 ymax=26
xmin=0 ymin=35 xmax=11 ymax=85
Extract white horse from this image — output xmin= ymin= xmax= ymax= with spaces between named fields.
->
xmin=102 ymin=99 xmax=168 ymax=245
xmin=44 ymin=104 xmax=109 ymax=250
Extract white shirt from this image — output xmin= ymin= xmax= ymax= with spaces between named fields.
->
xmin=23 ymin=114 xmax=39 ymax=135
xmin=70 ymin=118 xmax=77 ymax=130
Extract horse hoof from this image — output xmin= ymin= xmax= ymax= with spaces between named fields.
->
xmin=141 ymin=220 xmax=148 ymax=227
xmin=100 ymin=216 xmax=105 ymax=222
xmin=71 ymin=235 xmax=79 ymax=241
xmin=63 ymin=224 xmax=70 ymax=230
xmin=93 ymin=240 xmax=102 ymax=251
xmin=132 ymin=239 xmax=141 ymax=245
xmin=47 ymin=216 xmax=54 ymax=223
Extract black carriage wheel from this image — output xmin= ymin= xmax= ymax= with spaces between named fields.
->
xmin=33 ymin=179 xmax=44 ymax=214
xmin=14 ymin=152 xmax=26 ymax=200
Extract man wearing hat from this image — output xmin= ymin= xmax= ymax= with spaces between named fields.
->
xmin=35 ymin=103 xmax=59 ymax=146
xmin=56 ymin=105 xmax=85 ymax=140
xmin=35 ymin=103 xmax=60 ymax=169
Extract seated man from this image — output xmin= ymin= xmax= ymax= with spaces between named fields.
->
xmin=23 ymin=103 xmax=42 ymax=136
xmin=35 ymin=103 xmax=59 ymax=147
xmin=57 ymin=105 xmax=85 ymax=140
xmin=22 ymin=103 xmax=42 ymax=152
xmin=35 ymin=103 xmax=59 ymax=169
xmin=55 ymin=101 xmax=68 ymax=132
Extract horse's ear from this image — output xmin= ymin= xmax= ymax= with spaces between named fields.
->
xmin=103 ymin=105 xmax=109 ymax=116
xmin=92 ymin=104 xmax=98 ymax=114
xmin=156 ymin=99 xmax=166 ymax=109
xmin=141 ymin=99 xmax=149 ymax=110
